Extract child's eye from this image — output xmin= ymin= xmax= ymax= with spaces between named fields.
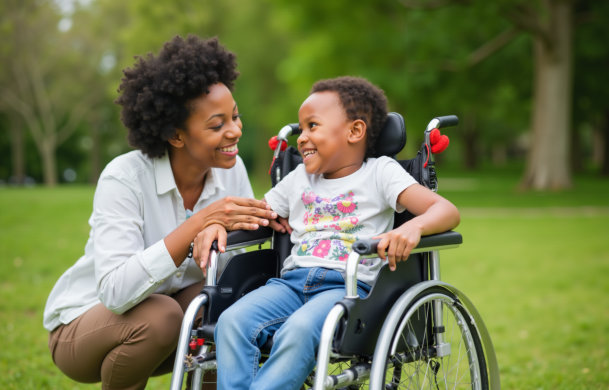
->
xmin=210 ymin=122 xmax=224 ymax=131
xmin=309 ymin=122 xmax=318 ymax=129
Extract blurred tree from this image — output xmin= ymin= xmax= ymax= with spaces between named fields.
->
xmin=274 ymin=0 xmax=608 ymax=190
xmin=509 ymin=0 xmax=575 ymax=190
xmin=571 ymin=0 xmax=609 ymax=176
xmin=268 ymin=0 xmax=532 ymax=166
xmin=92 ymin=0 xmax=294 ymax=181
xmin=1 ymin=0 xmax=606 ymax=187
xmin=0 ymin=0 xmax=107 ymax=186
xmin=0 ymin=0 xmax=36 ymax=185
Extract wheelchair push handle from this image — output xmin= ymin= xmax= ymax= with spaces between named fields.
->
xmin=435 ymin=115 xmax=459 ymax=128
xmin=425 ymin=115 xmax=458 ymax=132
xmin=277 ymin=123 xmax=300 ymax=141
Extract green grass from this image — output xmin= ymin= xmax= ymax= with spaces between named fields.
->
xmin=1 ymin=171 xmax=608 ymax=389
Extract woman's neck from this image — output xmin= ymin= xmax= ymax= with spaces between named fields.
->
xmin=169 ymin=150 xmax=208 ymax=210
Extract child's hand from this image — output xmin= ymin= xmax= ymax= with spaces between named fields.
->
xmin=268 ymin=216 xmax=293 ymax=235
xmin=373 ymin=223 xmax=423 ymax=271
xmin=193 ymin=224 xmax=227 ymax=276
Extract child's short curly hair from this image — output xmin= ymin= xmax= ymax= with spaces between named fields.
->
xmin=310 ymin=76 xmax=388 ymax=158
xmin=115 ymin=35 xmax=239 ymax=158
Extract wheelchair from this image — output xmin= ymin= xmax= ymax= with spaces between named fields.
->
xmin=170 ymin=113 xmax=500 ymax=389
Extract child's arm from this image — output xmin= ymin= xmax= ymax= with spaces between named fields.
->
xmin=262 ymin=198 xmax=293 ymax=235
xmin=374 ymin=183 xmax=460 ymax=271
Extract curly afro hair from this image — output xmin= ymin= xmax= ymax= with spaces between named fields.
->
xmin=115 ymin=35 xmax=239 ymax=158
xmin=310 ymin=76 xmax=388 ymax=158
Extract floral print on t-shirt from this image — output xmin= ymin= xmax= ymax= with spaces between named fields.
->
xmin=296 ymin=188 xmax=364 ymax=262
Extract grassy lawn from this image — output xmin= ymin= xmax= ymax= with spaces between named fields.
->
xmin=1 ymin=170 xmax=608 ymax=389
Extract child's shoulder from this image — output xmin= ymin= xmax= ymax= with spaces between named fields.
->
xmin=365 ymin=155 xmax=402 ymax=171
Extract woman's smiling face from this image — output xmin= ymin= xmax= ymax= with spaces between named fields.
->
xmin=177 ymin=82 xmax=243 ymax=171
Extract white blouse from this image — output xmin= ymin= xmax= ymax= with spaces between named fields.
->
xmin=43 ymin=151 xmax=254 ymax=331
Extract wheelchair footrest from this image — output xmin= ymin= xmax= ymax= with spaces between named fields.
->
xmin=184 ymin=352 xmax=217 ymax=372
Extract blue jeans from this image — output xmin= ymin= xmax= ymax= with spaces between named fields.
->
xmin=215 ymin=267 xmax=370 ymax=390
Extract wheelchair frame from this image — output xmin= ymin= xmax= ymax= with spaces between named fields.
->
xmin=170 ymin=114 xmax=500 ymax=390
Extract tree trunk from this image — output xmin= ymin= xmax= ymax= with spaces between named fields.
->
xmin=521 ymin=0 xmax=573 ymax=190
xmin=89 ymin=124 xmax=101 ymax=184
xmin=41 ymin=138 xmax=57 ymax=187
xmin=9 ymin=124 xmax=26 ymax=185
xmin=601 ymin=110 xmax=609 ymax=176
xmin=461 ymin=112 xmax=478 ymax=170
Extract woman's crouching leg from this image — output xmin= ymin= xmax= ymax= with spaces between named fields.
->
xmin=49 ymin=294 xmax=184 ymax=390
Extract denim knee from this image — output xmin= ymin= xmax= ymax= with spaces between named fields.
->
xmin=215 ymin=304 xmax=242 ymax=340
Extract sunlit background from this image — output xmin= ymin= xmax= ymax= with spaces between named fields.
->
xmin=1 ymin=0 xmax=608 ymax=190
xmin=1 ymin=1 xmax=609 ymax=389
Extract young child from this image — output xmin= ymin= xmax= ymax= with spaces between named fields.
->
xmin=196 ymin=76 xmax=460 ymax=390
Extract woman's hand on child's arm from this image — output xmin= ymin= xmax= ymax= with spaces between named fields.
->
xmin=193 ymin=224 xmax=227 ymax=276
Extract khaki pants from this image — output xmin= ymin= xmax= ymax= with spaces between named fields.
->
xmin=48 ymin=282 xmax=208 ymax=390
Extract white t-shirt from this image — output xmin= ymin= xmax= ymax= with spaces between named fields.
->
xmin=264 ymin=156 xmax=417 ymax=285
xmin=43 ymin=151 xmax=254 ymax=331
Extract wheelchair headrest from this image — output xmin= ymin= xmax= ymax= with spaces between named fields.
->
xmin=373 ymin=112 xmax=406 ymax=158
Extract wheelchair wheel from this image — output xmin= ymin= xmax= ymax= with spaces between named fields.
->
xmin=375 ymin=286 xmax=488 ymax=390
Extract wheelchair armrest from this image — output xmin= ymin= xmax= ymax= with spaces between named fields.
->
xmin=212 ymin=226 xmax=274 ymax=252
xmin=351 ymin=231 xmax=463 ymax=256
xmin=344 ymin=231 xmax=462 ymax=298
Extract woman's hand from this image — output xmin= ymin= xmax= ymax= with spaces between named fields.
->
xmin=199 ymin=197 xmax=278 ymax=231
xmin=192 ymin=224 xmax=227 ymax=276
xmin=373 ymin=222 xmax=423 ymax=271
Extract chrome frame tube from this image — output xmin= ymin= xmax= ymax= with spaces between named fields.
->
xmin=425 ymin=118 xmax=440 ymax=133
xmin=273 ymin=124 xmax=298 ymax=183
xmin=170 ymin=294 xmax=209 ymax=390
xmin=190 ymin=365 xmax=203 ymax=389
xmin=344 ymin=251 xmax=361 ymax=299
xmin=429 ymin=250 xmax=447 ymax=354
xmin=205 ymin=250 xmax=218 ymax=286
xmin=313 ymin=305 xmax=346 ymax=390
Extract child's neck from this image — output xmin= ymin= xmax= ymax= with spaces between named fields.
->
xmin=322 ymin=160 xmax=364 ymax=179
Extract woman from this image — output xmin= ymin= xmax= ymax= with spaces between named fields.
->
xmin=43 ymin=35 xmax=276 ymax=389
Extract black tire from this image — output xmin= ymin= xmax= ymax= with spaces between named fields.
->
xmin=376 ymin=287 xmax=489 ymax=389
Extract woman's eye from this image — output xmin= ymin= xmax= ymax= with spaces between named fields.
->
xmin=210 ymin=122 xmax=224 ymax=130
xmin=233 ymin=113 xmax=242 ymax=121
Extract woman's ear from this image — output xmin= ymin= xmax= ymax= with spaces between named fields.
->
xmin=348 ymin=119 xmax=367 ymax=144
xmin=168 ymin=129 xmax=185 ymax=148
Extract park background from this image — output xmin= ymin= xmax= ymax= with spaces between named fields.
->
xmin=1 ymin=0 xmax=608 ymax=388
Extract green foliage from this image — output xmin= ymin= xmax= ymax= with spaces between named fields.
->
xmin=1 ymin=0 xmax=609 ymax=184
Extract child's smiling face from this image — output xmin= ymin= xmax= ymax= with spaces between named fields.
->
xmin=297 ymin=91 xmax=361 ymax=179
